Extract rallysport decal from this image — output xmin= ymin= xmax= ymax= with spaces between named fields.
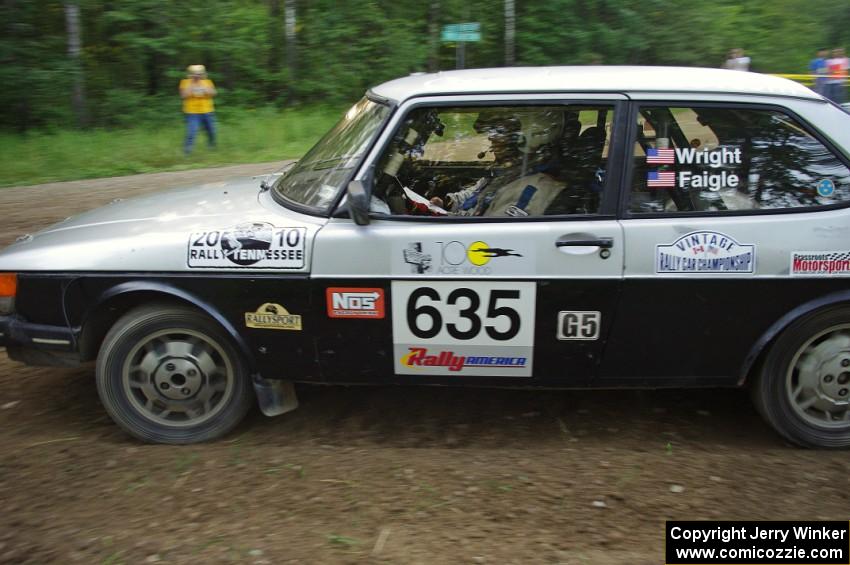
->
xmin=326 ymin=287 xmax=385 ymax=319
xmin=187 ymin=222 xmax=306 ymax=269
xmin=790 ymin=251 xmax=850 ymax=276
xmin=391 ymin=281 xmax=535 ymax=376
xmin=656 ymin=231 xmax=755 ymax=274
xmin=395 ymin=239 xmax=530 ymax=277
xmin=245 ymin=303 xmax=302 ymax=330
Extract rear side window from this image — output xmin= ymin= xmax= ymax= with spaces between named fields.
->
xmin=629 ymin=106 xmax=850 ymax=214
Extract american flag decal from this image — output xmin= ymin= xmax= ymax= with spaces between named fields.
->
xmin=647 ymin=171 xmax=675 ymax=188
xmin=646 ymin=148 xmax=675 ymax=164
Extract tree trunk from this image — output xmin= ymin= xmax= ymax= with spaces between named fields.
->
xmin=504 ymin=0 xmax=515 ymax=66
xmin=428 ymin=0 xmax=440 ymax=72
xmin=64 ymin=1 xmax=88 ymax=127
xmin=284 ymin=0 xmax=296 ymax=99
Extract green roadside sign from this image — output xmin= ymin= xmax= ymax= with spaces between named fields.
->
xmin=441 ymin=22 xmax=481 ymax=42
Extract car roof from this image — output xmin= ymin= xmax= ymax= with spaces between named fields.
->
xmin=370 ymin=66 xmax=821 ymax=103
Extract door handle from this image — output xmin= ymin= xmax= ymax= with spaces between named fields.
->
xmin=555 ymin=237 xmax=614 ymax=249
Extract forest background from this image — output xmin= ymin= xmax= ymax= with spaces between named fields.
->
xmin=2 ymin=0 xmax=849 ymax=186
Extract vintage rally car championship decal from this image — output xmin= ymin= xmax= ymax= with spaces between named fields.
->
xmin=656 ymin=230 xmax=755 ymax=274
xmin=326 ymin=287 xmax=385 ymax=319
xmin=391 ymin=281 xmax=535 ymax=377
xmin=245 ymin=303 xmax=302 ymax=330
xmin=790 ymin=251 xmax=850 ymax=276
xmin=393 ymin=239 xmax=532 ymax=277
xmin=188 ymin=222 xmax=306 ymax=269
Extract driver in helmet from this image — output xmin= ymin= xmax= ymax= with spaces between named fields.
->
xmin=431 ymin=108 xmax=570 ymax=217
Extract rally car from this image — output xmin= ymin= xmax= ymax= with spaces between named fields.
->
xmin=2 ymin=66 xmax=850 ymax=447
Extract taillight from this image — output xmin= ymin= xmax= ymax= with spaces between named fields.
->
xmin=0 ymin=273 xmax=16 ymax=314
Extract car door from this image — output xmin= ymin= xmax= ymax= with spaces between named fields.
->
xmin=311 ymin=94 xmax=629 ymax=385
xmin=602 ymin=96 xmax=850 ymax=385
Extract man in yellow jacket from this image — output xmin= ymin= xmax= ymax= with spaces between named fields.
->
xmin=179 ymin=64 xmax=217 ymax=155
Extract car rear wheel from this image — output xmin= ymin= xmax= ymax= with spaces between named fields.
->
xmin=753 ymin=306 xmax=850 ymax=448
xmin=96 ymin=304 xmax=253 ymax=444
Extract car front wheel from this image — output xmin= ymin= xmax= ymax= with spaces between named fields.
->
xmin=96 ymin=304 xmax=253 ymax=444
xmin=754 ymin=306 xmax=850 ymax=448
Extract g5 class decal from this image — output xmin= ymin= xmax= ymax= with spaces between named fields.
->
xmin=656 ymin=231 xmax=755 ymax=274
xmin=245 ymin=303 xmax=302 ymax=330
xmin=790 ymin=251 xmax=850 ymax=276
xmin=391 ymin=281 xmax=535 ymax=376
xmin=395 ymin=240 xmax=529 ymax=277
xmin=188 ymin=222 xmax=306 ymax=269
xmin=557 ymin=311 xmax=601 ymax=340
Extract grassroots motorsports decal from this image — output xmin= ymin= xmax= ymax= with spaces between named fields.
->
xmin=791 ymin=251 xmax=850 ymax=276
xmin=646 ymin=146 xmax=743 ymax=191
xmin=245 ymin=303 xmax=302 ymax=330
xmin=656 ymin=231 xmax=755 ymax=274
xmin=188 ymin=222 xmax=306 ymax=269
xmin=397 ymin=240 xmax=528 ymax=276
xmin=326 ymin=288 xmax=385 ymax=319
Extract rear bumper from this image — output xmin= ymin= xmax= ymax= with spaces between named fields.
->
xmin=0 ymin=315 xmax=80 ymax=367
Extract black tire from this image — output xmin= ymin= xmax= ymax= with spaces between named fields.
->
xmin=753 ymin=306 xmax=850 ymax=448
xmin=96 ymin=303 xmax=253 ymax=444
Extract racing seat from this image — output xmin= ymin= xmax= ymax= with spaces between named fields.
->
xmin=544 ymin=125 xmax=607 ymax=215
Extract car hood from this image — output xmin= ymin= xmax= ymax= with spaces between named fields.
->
xmin=38 ymin=177 xmax=273 ymax=234
xmin=0 ymin=177 xmax=327 ymax=273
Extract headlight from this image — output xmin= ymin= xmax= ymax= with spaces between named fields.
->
xmin=0 ymin=273 xmax=16 ymax=314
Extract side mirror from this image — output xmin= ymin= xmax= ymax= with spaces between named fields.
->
xmin=346 ymin=180 xmax=371 ymax=226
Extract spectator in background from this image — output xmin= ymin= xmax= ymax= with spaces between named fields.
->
xmin=179 ymin=64 xmax=217 ymax=155
xmin=825 ymin=48 xmax=849 ymax=104
xmin=723 ymin=48 xmax=751 ymax=71
xmin=810 ymin=48 xmax=829 ymax=95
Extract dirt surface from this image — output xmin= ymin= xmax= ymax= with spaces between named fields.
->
xmin=1 ymin=166 xmax=849 ymax=564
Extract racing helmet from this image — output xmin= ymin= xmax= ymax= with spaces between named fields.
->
xmin=513 ymin=108 xmax=565 ymax=154
xmin=474 ymin=108 xmax=564 ymax=156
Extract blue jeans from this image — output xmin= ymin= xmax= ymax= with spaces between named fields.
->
xmin=825 ymin=82 xmax=846 ymax=104
xmin=184 ymin=112 xmax=216 ymax=154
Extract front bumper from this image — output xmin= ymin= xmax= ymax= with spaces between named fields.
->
xmin=0 ymin=315 xmax=80 ymax=367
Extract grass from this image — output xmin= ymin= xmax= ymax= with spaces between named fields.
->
xmin=0 ymin=104 xmax=345 ymax=188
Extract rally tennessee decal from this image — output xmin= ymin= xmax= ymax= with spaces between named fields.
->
xmin=187 ymin=222 xmax=306 ymax=269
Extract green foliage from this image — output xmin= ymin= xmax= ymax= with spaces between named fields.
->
xmin=0 ymin=0 xmax=848 ymax=133
xmin=0 ymin=104 xmax=344 ymax=187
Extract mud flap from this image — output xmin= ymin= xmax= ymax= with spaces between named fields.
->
xmin=252 ymin=376 xmax=299 ymax=417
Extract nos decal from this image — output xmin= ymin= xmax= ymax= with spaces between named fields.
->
xmin=326 ymin=287 xmax=386 ymax=319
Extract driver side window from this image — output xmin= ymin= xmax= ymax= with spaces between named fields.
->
xmin=370 ymin=104 xmax=614 ymax=218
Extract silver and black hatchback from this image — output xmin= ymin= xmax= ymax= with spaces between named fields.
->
xmin=2 ymin=66 xmax=850 ymax=447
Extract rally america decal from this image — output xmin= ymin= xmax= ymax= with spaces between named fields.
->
xmin=188 ymin=222 xmax=306 ymax=269
xmin=656 ymin=231 xmax=755 ymax=274
xmin=391 ymin=281 xmax=535 ymax=377
xmin=790 ymin=251 xmax=850 ymax=276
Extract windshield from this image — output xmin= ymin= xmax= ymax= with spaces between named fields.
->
xmin=274 ymin=97 xmax=391 ymax=211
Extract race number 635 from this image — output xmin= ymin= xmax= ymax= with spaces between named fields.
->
xmin=391 ymin=281 xmax=535 ymax=347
